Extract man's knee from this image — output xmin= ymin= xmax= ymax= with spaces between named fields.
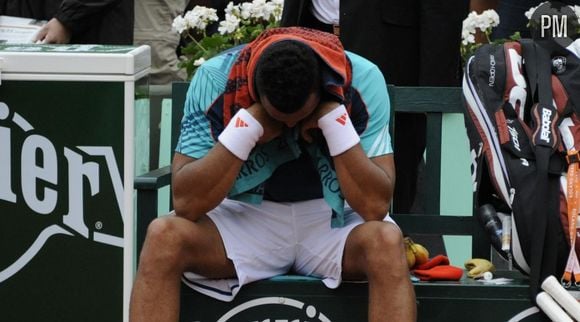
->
xmin=139 ymin=217 xmax=188 ymax=270
xmin=358 ymin=222 xmax=406 ymax=269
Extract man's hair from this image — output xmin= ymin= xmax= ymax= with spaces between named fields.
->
xmin=254 ymin=40 xmax=321 ymax=114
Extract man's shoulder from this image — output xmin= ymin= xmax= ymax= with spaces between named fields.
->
xmin=345 ymin=50 xmax=386 ymax=88
xmin=195 ymin=45 xmax=244 ymax=80
xmin=345 ymin=50 xmax=378 ymax=70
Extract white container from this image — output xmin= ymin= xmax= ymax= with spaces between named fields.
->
xmin=0 ymin=44 xmax=150 ymax=322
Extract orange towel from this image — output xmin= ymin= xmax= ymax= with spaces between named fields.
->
xmin=222 ymin=26 xmax=352 ymax=125
xmin=413 ymin=255 xmax=463 ymax=281
xmin=413 ymin=265 xmax=464 ymax=281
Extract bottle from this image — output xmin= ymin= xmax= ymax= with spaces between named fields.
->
xmin=499 ymin=213 xmax=511 ymax=253
xmin=476 ymin=204 xmax=503 ymax=252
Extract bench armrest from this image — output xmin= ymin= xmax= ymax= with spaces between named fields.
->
xmin=134 ymin=165 xmax=172 ymax=190
xmin=134 ymin=165 xmax=173 ymax=258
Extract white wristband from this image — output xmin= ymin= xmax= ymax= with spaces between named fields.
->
xmin=218 ymin=108 xmax=263 ymax=160
xmin=318 ymin=104 xmax=360 ymax=156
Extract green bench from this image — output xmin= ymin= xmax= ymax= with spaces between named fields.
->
xmin=134 ymin=83 xmax=539 ymax=321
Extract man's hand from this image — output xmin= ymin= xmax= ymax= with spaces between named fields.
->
xmin=34 ymin=18 xmax=72 ymax=44
xmin=246 ymin=103 xmax=284 ymax=143
xmin=300 ymin=101 xmax=341 ymax=142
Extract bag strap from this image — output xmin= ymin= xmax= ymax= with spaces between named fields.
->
xmin=521 ymin=39 xmax=562 ymax=299
xmin=522 ymin=39 xmax=540 ymax=102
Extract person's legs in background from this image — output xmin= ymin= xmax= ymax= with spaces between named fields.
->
xmin=402 ymin=0 xmax=467 ymax=255
xmin=393 ymin=113 xmax=426 ymax=215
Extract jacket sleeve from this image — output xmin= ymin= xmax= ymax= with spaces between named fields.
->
xmin=280 ymin=0 xmax=307 ymax=27
xmin=54 ymin=0 xmax=122 ymax=37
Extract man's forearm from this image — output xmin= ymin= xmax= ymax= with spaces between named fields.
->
xmin=172 ymin=105 xmax=266 ymax=221
xmin=172 ymin=144 xmax=244 ymax=221
xmin=333 ymin=145 xmax=394 ymax=221
xmin=314 ymin=102 xmax=394 ymax=220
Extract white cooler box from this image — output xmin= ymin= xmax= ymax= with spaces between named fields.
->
xmin=0 ymin=44 xmax=150 ymax=322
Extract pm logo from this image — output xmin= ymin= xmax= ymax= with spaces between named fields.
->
xmin=0 ymin=102 xmax=124 ymax=283
xmin=216 ymin=297 xmax=331 ymax=322
xmin=530 ymin=2 xmax=579 ymax=46
xmin=540 ymin=14 xmax=568 ymax=38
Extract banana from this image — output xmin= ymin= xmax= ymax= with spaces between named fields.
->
xmin=404 ymin=237 xmax=430 ymax=268
xmin=404 ymin=237 xmax=415 ymax=268
xmin=405 ymin=244 xmax=416 ymax=268
xmin=412 ymin=243 xmax=429 ymax=265
xmin=464 ymin=258 xmax=495 ymax=278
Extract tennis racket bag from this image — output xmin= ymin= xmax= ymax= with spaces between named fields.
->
xmin=462 ymin=38 xmax=580 ymax=298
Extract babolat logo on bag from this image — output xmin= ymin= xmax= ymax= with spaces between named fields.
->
xmin=533 ymin=104 xmax=559 ymax=148
xmin=540 ymin=108 xmax=552 ymax=142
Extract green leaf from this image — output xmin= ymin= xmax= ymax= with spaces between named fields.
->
xmin=509 ymin=32 xmax=521 ymax=41
xmin=200 ymin=34 xmax=227 ymax=48
xmin=176 ymin=0 xmax=284 ymax=80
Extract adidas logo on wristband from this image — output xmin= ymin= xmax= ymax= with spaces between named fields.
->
xmin=219 ymin=108 xmax=263 ymax=160
xmin=336 ymin=113 xmax=348 ymax=125
xmin=319 ymin=105 xmax=360 ymax=156
xmin=235 ymin=117 xmax=249 ymax=128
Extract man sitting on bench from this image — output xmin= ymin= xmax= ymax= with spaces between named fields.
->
xmin=129 ymin=27 xmax=416 ymax=322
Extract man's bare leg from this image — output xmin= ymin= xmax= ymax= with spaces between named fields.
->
xmin=342 ymin=221 xmax=416 ymax=322
xmin=129 ymin=215 xmax=235 ymax=322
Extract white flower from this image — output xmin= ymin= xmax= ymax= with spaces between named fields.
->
xmin=462 ymin=28 xmax=473 ymax=42
xmin=193 ymin=57 xmax=206 ymax=66
xmin=224 ymin=2 xmax=241 ymax=17
xmin=184 ymin=6 xmax=218 ymax=31
xmin=524 ymin=2 xmax=548 ymax=20
xmin=574 ymin=5 xmax=580 ymax=20
xmin=473 ymin=12 xmax=491 ymax=31
xmin=262 ymin=2 xmax=278 ymax=21
xmin=218 ymin=13 xmax=241 ymax=35
xmin=462 ymin=12 xmax=478 ymax=34
xmin=524 ymin=6 xmax=538 ymax=20
xmin=250 ymin=0 xmax=268 ymax=20
xmin=462 ymin=33 xmax=475 ymax=46
xmin=270 ymin=0 xmax=284 ymax=21
xmin=172 ymin=15 xmax=187 ymax=34
xmin=461 ymin=9 xmax=500 ymax=43
xmin=235 ymin=0 xmax=283 ymax=22
xmin=174 ymin=0 xmax=283 ymax=79
xmin=182 ymin=11 xmax=199 ymax=30
xmin=251 ymin=0 xmax=283 ymax=22
xmin=481 ymin=9 xmax=500 ymax=28
xmin=240 ymin=2 xmax=253 ymax=20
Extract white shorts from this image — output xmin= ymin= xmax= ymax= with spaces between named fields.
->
xmin=182 ymin=198 xmax=395 ymax=302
